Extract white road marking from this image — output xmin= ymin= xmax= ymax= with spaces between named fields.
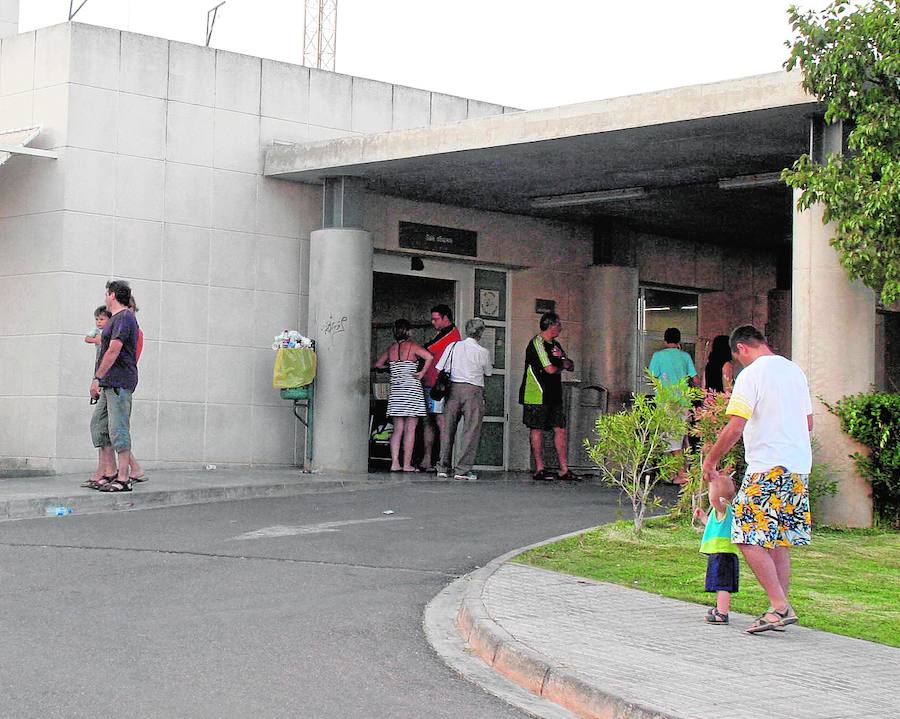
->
xmin=227 ymin=516 xmax=411 ymax=541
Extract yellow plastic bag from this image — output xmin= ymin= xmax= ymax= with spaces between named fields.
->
xmin=273 ymin=348 xmax=317 ymax=388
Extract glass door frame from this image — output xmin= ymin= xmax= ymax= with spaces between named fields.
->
xmin=371 ymin=252 xmax=509 ymax=471
xmin=636 ymin=285 xmax=700 ymax=393
xmin=473 ymin=266 xmax=511 ymax=471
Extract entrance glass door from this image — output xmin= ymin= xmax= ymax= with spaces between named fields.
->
xmin=637 ymin=286 xmax=700 ymax=393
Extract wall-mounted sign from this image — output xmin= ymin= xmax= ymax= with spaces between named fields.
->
xmin=535 ymin=298 xmax=556 ymax=314
xmin=399 ymin=221 xmax=477 ymax=257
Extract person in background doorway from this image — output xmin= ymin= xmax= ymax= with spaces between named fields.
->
xmin=373 ymin=319 xmax=433 ymax=472
xmin=435 ymin=318 xmax=493 ymax=481
xmin=519 ymin=312 xmax=579 ymax=482
xmin=649 ymin=327 xmax=700 ymax=483
xmin=704 ymin=334 xmax=735 ymax=393
xmin=420 ymin=304 xmax=461 ymax=471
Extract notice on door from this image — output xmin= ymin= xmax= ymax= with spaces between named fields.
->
xmin=398 ymin=221 xmax=477 ymax=257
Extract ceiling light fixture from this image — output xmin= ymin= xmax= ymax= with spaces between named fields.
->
xmin=717 ymin=172 xmax=784 ymax=190
xmin=530 ymin=186 xmax=647 ymax=209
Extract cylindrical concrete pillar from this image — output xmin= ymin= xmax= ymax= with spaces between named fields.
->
xmin=308 ymin=228 xmax=373 ymax=473
xmin=792 ymin=188 xmax=875 ymax=527
xmin=583 ymin=265 xmax=639 ymax=411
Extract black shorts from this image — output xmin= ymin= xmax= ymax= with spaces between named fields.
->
xmin=704 ymin=553 xmax=739 ymax=593
xmin=523 ymin=403 xmax=566 ymax=431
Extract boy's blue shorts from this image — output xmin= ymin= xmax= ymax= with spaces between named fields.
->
xmin=705 ymin=553 xmax=739 ymax=593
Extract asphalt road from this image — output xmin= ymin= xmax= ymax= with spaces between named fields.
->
xmin=0 ymin=477 xmax=622 ymax=719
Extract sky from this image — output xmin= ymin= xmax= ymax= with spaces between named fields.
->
xmin=18 ymin=0 xmax=833 ymax=110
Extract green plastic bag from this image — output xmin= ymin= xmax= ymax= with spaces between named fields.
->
xmin=273 ymin=348 xmax=317 ymax=388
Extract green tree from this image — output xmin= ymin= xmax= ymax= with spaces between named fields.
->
xmin=782 ymin=0 xmax=900 ymax=306
xmin=584 ymin=374 xmax=702 ymax=535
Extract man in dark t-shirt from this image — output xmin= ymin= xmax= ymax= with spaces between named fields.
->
xmin=518 ymin=311 xmax=578 ymax=482
xmin=89 ymin=279 xmax=140 ymax=492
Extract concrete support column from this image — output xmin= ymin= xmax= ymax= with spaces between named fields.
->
xmin=308 ymin=227 xmax=373 ymax=473
xmin=582 ymin=265 xmax=639 ymax=411
xmin=0 ymin=0 xmax=18 ymax=39
xmin=792 ymin=181 xmax=875 ymax=526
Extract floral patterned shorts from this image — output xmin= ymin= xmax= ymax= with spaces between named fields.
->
xmin=731 ymin=466 xmax=811 ymax=548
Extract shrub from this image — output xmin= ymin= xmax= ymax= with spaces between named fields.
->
xmin=808 ymin=438 xmax=839 ymax=523
xmin=825 ymin=391 xmax=900 ymax=527
xmin=677 ymin=390 xmax=745 ymax=522
xmin=585 ymin=374 xmax=702 ymax=535
xmin=681 ymin=393 xmax=835 ymax=525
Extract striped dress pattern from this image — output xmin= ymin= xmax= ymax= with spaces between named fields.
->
xmin=387 ymin=342 xmax=427 ymax=417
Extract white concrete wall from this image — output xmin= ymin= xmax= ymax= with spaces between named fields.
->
xmin=0 ymin=23 xmax=514 ymax=474
xmin=364 ymin=194 xmax=593 ymax=471
xmin=0 ymin=0 xmax=17 ymax=39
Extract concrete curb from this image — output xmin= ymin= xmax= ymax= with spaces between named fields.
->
xmin=0 ymin=478 xmax=404 ymax=522
xmin=451 ymin=529 xmax=680 ymax=719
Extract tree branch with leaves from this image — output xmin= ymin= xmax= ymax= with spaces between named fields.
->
xmin=782 ymin=0 xmax=900 ymax=306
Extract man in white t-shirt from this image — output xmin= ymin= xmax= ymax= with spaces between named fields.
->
xmin=702 ymin=325 xmax=813 ymax=635
xmin=435 ymin=318 xmax=494 ymax=481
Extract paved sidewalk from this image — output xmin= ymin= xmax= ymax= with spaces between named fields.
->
xmin=454 ymin=557 xmax=900 ymax=719
xmin=0 ymin=468 xmax=403 ymax=522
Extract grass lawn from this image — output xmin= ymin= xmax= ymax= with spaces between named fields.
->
xmin=518 ymin=517 xmax=900 ymax=647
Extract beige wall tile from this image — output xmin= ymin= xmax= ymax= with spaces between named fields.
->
xmin=160 ymin=282 xmax=209 ymax=343
xmin=206 ymin=345 xmax=254 ymax=405
xmin=158 ymin=341 xmax=207 ymax=403
xmin=162 ymin=223 xmax=210 ymax=285
xmin=157 ymin=401 xmax=205 ymax=462
xmin=205 ymin=403 xmax=253 ymax=463
xmin=113 ymin=217 xmax=163 ymax=281
xmin=208 ymin=286 xmax=254 ymax=342
xmin=210 ymin=229 xmax=257 ymax=290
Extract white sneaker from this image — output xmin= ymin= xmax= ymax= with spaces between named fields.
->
xmin=454 ymin=471 xmax=477 ymax=481
xmin=436 ymin=470 xmax=449 ymax=478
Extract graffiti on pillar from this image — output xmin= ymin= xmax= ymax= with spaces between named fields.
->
xmin=321 ymin=313 xmax=349 ymax=346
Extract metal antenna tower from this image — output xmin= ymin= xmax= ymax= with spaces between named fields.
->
xmin=303 ymin=0 xmax=338 ymax=71
xmin=206 ymin=1 xmax=226 ymax=47
xmin=69 ymin=0 xmax=91 ymax=20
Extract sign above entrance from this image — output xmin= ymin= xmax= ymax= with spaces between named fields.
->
xmin=398 ymin=222 xmax=477 ymax=257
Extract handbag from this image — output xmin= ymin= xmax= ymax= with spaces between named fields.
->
xmin=429 ymin=343 xmax=456 ymax=401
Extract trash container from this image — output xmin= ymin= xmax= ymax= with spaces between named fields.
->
xmin=273 ymin=347 xmax=317 ymax=468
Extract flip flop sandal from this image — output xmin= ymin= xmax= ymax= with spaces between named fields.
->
xmin=705 ymin=608 xmax=729 ymax=624
xmin=85 ymin=475 xmax=116 ymax=489
xmin=129 ymin=474 xmax=148 ymax=482
xmin=98 ymin=479 xmax=133 ymax=492
xmin=746 ymin=607 xmax=796 ymax=634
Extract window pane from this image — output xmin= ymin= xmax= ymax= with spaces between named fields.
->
xmin=643 ymin=288 xmax=698 ymax=335
xmin=484 ymin=374 xmax=505 ymax=417
xmin=475 ymin=421 xmax=504 ymax=466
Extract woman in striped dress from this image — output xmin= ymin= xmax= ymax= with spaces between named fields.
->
xmin=373 ymin=319 xmax=433 ymax=472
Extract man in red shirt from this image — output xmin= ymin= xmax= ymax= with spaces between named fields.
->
xmin=420 ymin=304 xmax=461 ymax=471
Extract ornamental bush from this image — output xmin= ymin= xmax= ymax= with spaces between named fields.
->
xmin=826 ymin=391 xmax=900 ymax=527
xmin=585 ymin=374 xmax=702 ymax=535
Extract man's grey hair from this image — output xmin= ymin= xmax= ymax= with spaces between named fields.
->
xmin=465 ymin=317 xmax=486 ymax=339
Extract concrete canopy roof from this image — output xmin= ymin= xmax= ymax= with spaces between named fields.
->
xmin=265 ymin=73 xmax=821 ymax=245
